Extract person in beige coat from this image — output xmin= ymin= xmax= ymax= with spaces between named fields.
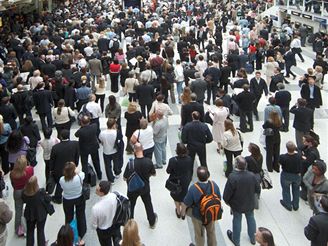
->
xmin=264 ymin=57 xmax=279 ymax=87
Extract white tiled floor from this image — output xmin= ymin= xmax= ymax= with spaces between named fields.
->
xmin=5 ymin=30 xmax=328 ymax=246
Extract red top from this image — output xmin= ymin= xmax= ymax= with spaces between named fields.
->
xmin=189 ymin=49 xmax=197 ymax=59
xmin=10 ymin=166 xmax=34 ymax=190
xmin=109 ymin=63 xmax=121 ymax=73
xmin=248 ymin=45 xmax=257 ymax=54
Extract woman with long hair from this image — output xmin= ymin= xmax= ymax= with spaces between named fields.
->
xmin=59 ymin=162 xmax=86 ymax=245
xmin=255 ymin=227 xmax=275 ymax=246
xmin=180 ymin=87 xmax=192 ymax=105
xmin=22 ymin=176 xmax=50 ymax=246
xmin=6 ymin=130 xmax=29 ymax=169
xmin=222 ymin=119 xmax=243 ymax=177
xmin=121 ymin=219 xmax=143 ymax=246
xmin=10 ymin=156 xmax=34 ymax=236
xmin=124 ymin=102 xmax=142 ymax=154
xmin=53 ymin=99 xmax=75 ymax=139
xmin=166 ymin=143 xmax=193 ymax=218
xmin=0 ymin=114 xmax=12 ymax=174
xmin=95 ymin=77 xmax=106 ymax=112
xmin=263 ymin=110 xmax=282 ymax=172
xmin=105 ymin=95 xmax=122 ymax=128
xmin=51 ymin=224 xmax=74 ymax=246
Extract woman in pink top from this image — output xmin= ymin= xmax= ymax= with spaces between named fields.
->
xmin=114 ymin=48 xmax=125 ymax=64
xmin=10 ymin=156 xmax=34 ymax=236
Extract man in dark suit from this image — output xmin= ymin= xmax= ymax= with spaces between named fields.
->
xmin=235 ymin=84 xmax=256 ymax=132
xmin=181 ymin=93 xmax=204 ymax=126
xmin=220 ymin=61 xmax=232 ymax=93
xmin=275 ymin=83 xmax=292 ymax=132
xmin=41 ymin=58 xmax=57 ymax=78
xmin=304 ymin=194 xmax=328 ymax=245
xmin=136 ymin=79 xmax=154 ymax=119
xmin=270 ymin=67 xmax=287 ymax=92
xmin=75 ymin=115 xmax=102 ymax=182
xmin=181 ymin=111 xmax=213 ymax=167
xmin=290 ymin=98 xmax=314 ymax=149
xmin=10 ymin=84 xmax=31 ymax=125
xmin=189 ymin=72 xmax=207 ymax=104
xmin=250 ymin=71 xmax=268 ymax=120
xmin=32 ymin=82 xmax=53 ymax=131
xmin=284 ymin=47 xmax=297 ymax=79
xmin=0 ymin=97 xmax=17 ymax=130
xmin=203 ymin=62 xmax=221 ymax=105
xmin=183 ymin=64 xmax=197 ymax=86
xmin=50 ymin=129 xmax=79 ymax=203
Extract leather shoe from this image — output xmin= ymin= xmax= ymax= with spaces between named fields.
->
xmin=175 ymin=209 xmax=181 ymax=219
xmin=280 ymin=200 xmax=292 ymax=211
xmin=227 ymin=230 xmax=237 ymax=245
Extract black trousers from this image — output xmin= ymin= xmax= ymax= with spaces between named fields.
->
xmin=81 ymin=150 xmax=102 ymax=181
xmin=253 ymin=96 xmax=261 ymax=118
xmin=96 ymin=225 xmax=121 ymax=246
xmin=206 ymin=84 xmax=218 ymax=105
xmin=285 ymin=65 xmax=296 ymax=77
xmin=281 ymin=107 xmax=290 ymax=131
xmin=140 ymin=103 xmax=152 ymax=119
xmin=26 ymin=219 xmax=46 ymax=246
xmin=44 ymin=159 xmax=50 ymax=183
xmin=224 ymin=149 xmax=242 ymax=177
xmin=239 ymin=110 xmax=253 ymax=132
xmin=110 ymin=73 xmax=119 ymax=93
xmin=128 ymin=188 xmax=156 ymax=226
xmin=95 ymin=94 xmax=105 ymax=113
xmin=143 ymin=146 xmax=154 ymax=160
xmin=39 ymin=111 xmax=53 ymax=131
xmin=0 ymin=143 xmax=9 ymax=174
xmin=188 ymin=145 xmax=207 ymax=167
xmin=53 ymin=175 xmax=63 ymax=200
xmin=63 ymin=195 xmax=87 ymax=238
xmin=265 ymin=137 xmax=281 ymax=172
xmin=55 ymin=121 xmax=71 ymax=140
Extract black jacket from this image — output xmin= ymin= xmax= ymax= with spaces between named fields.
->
xmin=223 ymin=170 xmax=261 ymax=213
xmin=250 ymin=77 xmax=268 ymax=97
xmin=235 ymin=91 xmax=256 ymax=112
xmin=275 ymin=90 xmax=291 ymax=108
xmin=181 ymin=121 xmax=213 ymax=149
xmin=75 ymin=123 xmax=99 ymax=154
xmin=181 ymin=101 xmax=204 ymax=126
xmin=304 ymin=212 xmax=328 ymax=246
xmin=22 ymin=189 xmax=49 ymax=222
xmin=10 ymin=90 xmax=29 ymax=114
xmin=220 ymin=66 xmax=232 ymax=85
xmin=189 ymin=79 xmax=207 ymax=102
xmin=0 ymin=104 xmax=17 ymax=130
xmin=270 ymin=73 xmax=285 ymax=92
xmin=136 ymin=84 xmax=154 ymax=106
xmin=20 ymin=123 xmax=41 ymax=148
xmin=301 ymin=84 xmax=322 ymax=108
xmin=203 ymin=66 xmax=221 ymax=85
xmin=284 ymin=50 xmax=296 ymax=67
xmin=33 ymin=89 xmax=53 ymax=114
xmin=49 ymin=140 xmax=79 ymax=177
xmin=290 ymin=105 xmax=313 ymax=132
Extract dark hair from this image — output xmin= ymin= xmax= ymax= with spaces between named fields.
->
xmin=57 ymin=99 xmax=65 ymax=115
xmin=6 ymin=130 xmax=24 ymax=153
xmin=176 ymin=143 xmax=188 ymax=157
xmin=248 ymin=143 xmax=262 ymax=161
xmin=192 ymin=111 xmax=200 ymax=120
xmin=268 ymin=97 xmax=276 ymax=105
xmin=99 ymin=181 xmax=111 ymax=195
xmin=297 ymin=98 xmax=307 ymax=107
xmin=107 ymin=118 xmax=116 ymax=129
xmin=56 ymin=224 xmax=74 ymax=246
xmin=23 ymin=116 xmax=34 ymax=125
xmin=258 ymin=227 xmax=275 ymax=246
xmin=81 ymin=115 xmax=90 ymax=125
xmin=215 ymin=99 xmax=224 ymax=107
xmin=303 ymin=135 xmax=318 ymax=147
xmin=320 ymin=195 xmax=328 ymax=212
xmin=108 ymin=95 xmax=117 ymax=110
xmin=197 ymin=166 xmax=209 ymax=182
xmin=60 ymin=129 xmax=70 ymax=140
xmin=43 ymin=128 xmax=53 ymax=139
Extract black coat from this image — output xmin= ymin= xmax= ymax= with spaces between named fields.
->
xmin=0 ymin=104 xmax=17 ymax=130
xmin=223 ymin=170 xmax=261 ymax=213
xmin=20 ymin=123 xmax=41 ymax=148
xmin=181 ymin=121 xmax=213 ymax=149
xmin=203 ymin=66 xmax=221 ymax=85
xmin=220 ymin=66 xmax=232 ymax=85
xmin=181 ymin=101 xmax=204 ymax=126
xmin=275 ymin=90 xmax=291 ymax=108
xmin=290 ymin=105 xmax=313 ymax=132
xmin=10 ymin=91 xmax=29 ymax=114
xmin=300 ymin=84 xmax=322 ymax=108
xmin=41 ymin=63 xmax=56 ymax=78
xmin=235 ymin=91 xmax=256 ymax=112
xmin=270 ymin=73 xmax=285 ymax=92
xmin=304 ymin=212 xmax=328 ymax=246
xmin=33 ymin=89 xmax=53 ymax=114
xmin=49 ymin=140 xmax=79 ymax=177
xmin=284 ymin=50 xmax=296 ymax=67
xmin=136 ymin=84 xmax=154 ymax=106
xmin=249 ymin=77 xmax=268 ymax=97
xmin=75 ymin=123 xmax=99 ymax=154
xmin=22 ymin=189 xmax=49 ymax=222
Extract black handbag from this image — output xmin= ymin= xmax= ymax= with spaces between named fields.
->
xmin=204 ymin=111 xmax=213 ymax=125
xmin=40 ymin=189 xmax=55 ymax=216
xmin=46 ymin=174 xmax=56 ymax=194
xmin=78 ymin=174 xmax=90 ymax=200
xmin=165 ymin=177 xmax=182 ymax=195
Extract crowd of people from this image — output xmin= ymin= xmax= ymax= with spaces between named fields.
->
xmin=0 ymin=0 xmax=326 ymax=245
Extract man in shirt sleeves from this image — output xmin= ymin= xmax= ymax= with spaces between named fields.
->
xmin=91 ymin=181 xmax=121 ymax=246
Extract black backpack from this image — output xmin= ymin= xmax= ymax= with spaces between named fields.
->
xmin=113 ymin=192 xmax=131 ymax=226
xmin=77 ymin=104 xmax=93 ymax=125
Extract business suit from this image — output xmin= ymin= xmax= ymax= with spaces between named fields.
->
xmin=203 ymin=66 xmax=221 ymax=104
xmin=0 ymin=103 xmax=17 ymax=130
xmin=304 ymin=212 xmax=328 ymax=246
xmin=270 ymin=73 xmax=285 ymax=92
xmin=75 ymin=123 xmax=102 ymax=182
xmin=290 ymin=105 xmax=314 ymax=149
xmin=49 ymin=140 xmax=79 ymax=201
xmin=10 ymin=90 xmax=31 ymax=124
xmin=220 ymin=65 xmax=232 ymax=93
xmin=181 ymin=101 xmax=204 ymax=126
xmin=249 ymin=77 xmax=268 ymax=119
xmin=275 ymin=90 xmax=292 ymax=131
xmin=284 ymin=50 xmax=296 ymax=78
xmin=189 ymin=79 xmax=207 ymax=104
xmin=181 ymin=120 xmax=213 ymax=167
xmin=136 ymin=84 xmax=154 ymax=118
xmin=33 ymin=89 xmax=53 ymax=130
xmin=235 ymin=90 xmax=256 ymax=132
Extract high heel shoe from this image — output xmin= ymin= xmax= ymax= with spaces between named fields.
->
xmin=175 ymin=209 xmax=181 ymax=219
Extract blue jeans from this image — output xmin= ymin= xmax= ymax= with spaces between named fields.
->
xmin=232 ymin=210 xmax=256 ymax=246
xmin=280 ymin=171 xmax=301 ymax=209
xmin=103 ymin=152 xmax=119 ymax=182
xmin=176 ymin=81 xmax=183 ymax=103
xmin=154 ymin=140 xmax=167 ymax=167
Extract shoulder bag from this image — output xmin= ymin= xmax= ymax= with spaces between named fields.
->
xmin=127 ymin=159 xmax=145 ymax=193
xmin=40 ymin=189 xmax=55 ymax=216
xmin=78 ymin=174 xmax=90 ymax=200
xmin=165 ymin=158 xmax=182 ymax=195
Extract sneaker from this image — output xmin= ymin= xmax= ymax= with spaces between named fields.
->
xmin=149 ymin=213 xmax=158 ymax=229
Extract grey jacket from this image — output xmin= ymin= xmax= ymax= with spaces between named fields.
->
xmin=0 ymin=199 xmax=12 ymax=234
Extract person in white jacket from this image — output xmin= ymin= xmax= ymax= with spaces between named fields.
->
xmin=174 ymin=59 xmax=184 ymax=104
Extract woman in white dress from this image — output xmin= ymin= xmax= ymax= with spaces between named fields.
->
xmin=209 ymin=99 xmax=229 ymax=152
xmin=264 ymin=56 xmax=279 ymax=87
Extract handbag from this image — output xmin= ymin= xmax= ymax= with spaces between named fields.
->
xmin=40 ymin=189 xmax=55 ymax=215
xmin=78 ymin=174 xmax=90 ymax=200
xmin=127 ymin=159 xmax=145 ymax=193
xmin=263 ymin=128 xmax=274 ymax=136
xmin=260 ymin=169 xmax=273 ymax=189
xmin=46 ymin=174 xmax=56 ymax=194
xmin=165 ymin=177 xmax=182 ymax=195
xmin=204 ymin=111 xmax=213 ymax=125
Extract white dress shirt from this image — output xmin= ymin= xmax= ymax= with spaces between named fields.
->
xmin=91 ymin=193 xmax=117 ymax=230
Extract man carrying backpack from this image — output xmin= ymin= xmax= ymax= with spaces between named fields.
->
xmin=181 ymin=166 xmax=222 ymax=246
xmin=223 ymin=156 xmax=261 ymax=246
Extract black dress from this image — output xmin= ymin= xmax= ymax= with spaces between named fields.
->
xmin=166 ymin=155 xmax=193 ymax=202
xmin=124 ymin=111 xmax=142 ymax=139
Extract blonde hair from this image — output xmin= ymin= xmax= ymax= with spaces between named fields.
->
xmin=127 ymin=102 xmax=138 ymax=113
xmin=121 ymin=219 xmax=142 ymax=246
xmin=267 ymin=56 xmax=275 ymax=62
xmin=315 ymin=65 xmax=323 ymax=73
xmin=99 ymin=77 xmax=105 ymax=89
xmin=24 ymin=176 xmax=39 ymax=196
xmin=10 ymin=155 xmax=28 ymax=179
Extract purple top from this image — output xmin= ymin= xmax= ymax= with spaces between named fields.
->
xmin=8 ymin=136 xmax=30 ymax=164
